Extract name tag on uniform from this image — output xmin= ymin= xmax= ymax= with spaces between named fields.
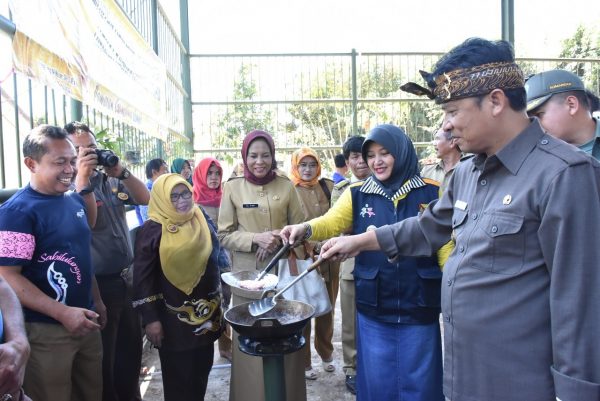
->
xmin=243 ymin=203 xmax=259 ymax=208
xmin=454 ymin=200 xmax=468 ymax=210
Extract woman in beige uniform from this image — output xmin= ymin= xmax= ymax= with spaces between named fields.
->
xmin=289 ymin=147 xmax=340 ymax=380
xmin=218 ymin=129 xmax=306 ymax=401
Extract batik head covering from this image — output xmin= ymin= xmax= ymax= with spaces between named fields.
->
xmin=401 ymin=61 xmax=525 ymax=104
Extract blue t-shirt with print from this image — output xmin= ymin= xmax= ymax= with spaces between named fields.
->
xmin=0 ymin=185 xmax=94 ymax=324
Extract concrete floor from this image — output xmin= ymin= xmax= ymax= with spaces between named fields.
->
xmin=139 ymin=295 xmax=356 ymax=401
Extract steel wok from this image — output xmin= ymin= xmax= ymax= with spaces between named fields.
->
xmin=225 ymin=299 xmax=314 ymax=340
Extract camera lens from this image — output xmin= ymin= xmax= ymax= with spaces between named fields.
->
xmin=96 ymin=149 xmax=119 ymax=167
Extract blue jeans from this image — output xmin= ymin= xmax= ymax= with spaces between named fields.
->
xmin=356 ymin=312 xmax=444 ymax=401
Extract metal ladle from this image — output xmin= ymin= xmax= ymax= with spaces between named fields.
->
xmin=248 ymin=256 xmax=326 ymax=316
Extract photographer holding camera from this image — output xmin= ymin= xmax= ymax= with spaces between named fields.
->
xmin=65 ymin=122 xmax=150 ymax=401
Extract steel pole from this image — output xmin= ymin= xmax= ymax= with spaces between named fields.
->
xmin=501 ymin=0 xmax=515 ymax=45
xmin=262 ymin=355 xmax=286 ymax=401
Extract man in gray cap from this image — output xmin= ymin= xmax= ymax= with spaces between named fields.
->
xmin=526 ymin=69 xmax=600 ymax=159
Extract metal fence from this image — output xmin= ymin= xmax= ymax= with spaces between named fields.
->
xmin=2 ymin=1 xmax=600 ymax=187
xmin=0 ymin=0 xmax=191 ymax=189
xmin=191 ymin=51 xmax=600 ymax=173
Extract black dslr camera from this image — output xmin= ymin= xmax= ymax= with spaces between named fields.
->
xmin=95 ymin=149 xmax=119 ymax=167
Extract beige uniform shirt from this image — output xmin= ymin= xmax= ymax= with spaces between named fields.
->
xmin=294 ymin=179 xmax=340 ymax=282
xmin=218 ymin=174 xmax=304 ymax=271
xmin=330 ymin=178 xmax=356 ymax=280
xmin=200 ymin=204 xmax=219 ymax=224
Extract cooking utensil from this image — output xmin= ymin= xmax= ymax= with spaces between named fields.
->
xmin=256 ymin=243 xmax=290 ymax=281
xmin=248 ymin=257 xmax=325 ymax=316
xmin=220 ymin=243 xmax=290 ymax=291
xmin=225 ymin=299 xmax=314 ymax=340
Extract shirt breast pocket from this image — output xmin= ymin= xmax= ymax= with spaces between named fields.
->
xmin=451 ymin=209 xmax=468 ymax=241
xmin=478 ymin=212 xmax=525 ymax=275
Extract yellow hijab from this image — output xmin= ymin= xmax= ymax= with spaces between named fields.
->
xmin=147 ymin=174 xmax=213 ymax=295
xmin=290 ymin=147 xmax=321 ymax=188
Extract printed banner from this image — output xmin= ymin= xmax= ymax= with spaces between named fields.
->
xmin=9 ymin=0 xmax=168 ymax=139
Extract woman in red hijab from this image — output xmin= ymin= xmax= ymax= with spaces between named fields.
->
xmin=193 ymin=157 xmax=223 ymax=222
xmin=192 ymin=157 xmax=233 ymax=361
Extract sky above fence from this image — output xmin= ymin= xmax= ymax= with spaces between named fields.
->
xmin=174 ymin=0 xmax=600 ymax=57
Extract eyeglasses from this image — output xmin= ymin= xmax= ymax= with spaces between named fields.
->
xmin=298 ymin=162 xmax=318 ymax=169
xmin=170 ymin=190 xmax=192 ymax=202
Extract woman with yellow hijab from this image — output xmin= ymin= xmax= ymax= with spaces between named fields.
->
xmin=289 ymin=147 xmax=340 ymax=379
xmin=133 ymin=174 xmax=223 ymax=401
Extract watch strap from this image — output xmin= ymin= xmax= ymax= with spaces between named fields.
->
xmin=118 ymin=168 xmax=131 ymax=180
xmin=77 ymin=187 xmax=94 ymax=196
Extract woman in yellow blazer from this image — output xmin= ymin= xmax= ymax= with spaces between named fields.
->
xmin=217 ymin=130 xmax=305 ymax=401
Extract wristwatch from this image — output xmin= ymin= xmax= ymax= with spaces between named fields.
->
xmin=302 ymin=223 xmax=313 ymax=240
xmin=77 ymin=187 xmax=94 ymax=196
xmin=117 ymin=168 xmax=131 ymax=180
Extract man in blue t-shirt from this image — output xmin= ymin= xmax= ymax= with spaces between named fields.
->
xmin=0 ymin=125 xmax=105 ymax=401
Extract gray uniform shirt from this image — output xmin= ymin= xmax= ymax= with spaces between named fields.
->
xmin=90 ymin=171 xmax=134 ymax=275
xmin=376 ymin=120 xmax=600 ymax=401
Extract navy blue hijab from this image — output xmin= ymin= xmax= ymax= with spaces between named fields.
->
xmin=361 ymin=124 xmax=418 ymax=196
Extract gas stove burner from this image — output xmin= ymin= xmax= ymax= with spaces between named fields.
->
xmin=238 ymin=333 xmax=305 ymax=356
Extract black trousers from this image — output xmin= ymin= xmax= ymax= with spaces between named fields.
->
xmin=97 ymin=274 xmax=143 ymax=401
xmin=158 ymin=344 xmax=214 ymax=401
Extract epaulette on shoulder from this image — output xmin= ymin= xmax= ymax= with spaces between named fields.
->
xmin=274 ymin=170 xmax=292 ymax=180
xmin=333 ymin=179 xmax=350 ymax=190
xmin=422 ymin=177 xmax=440 ymax=187
xmin=226 ymin=175 xmax=244 ymax=182
xmin=349 ymin=181 xmax=364 ymax=189
xmin=420 ymin=157 xmax=438 ymax=166
xmin=538 ymin=135 xmax=590 ymax=166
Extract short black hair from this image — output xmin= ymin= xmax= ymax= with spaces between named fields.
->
xmin=427 ymin=37 xmax=526 ymax=111
xmin=551 ymin=90 xmax=590 ymax=110
xmin=145 ymin=158 xmax=166 ymax=179
xmin=334 ymin=153 xmax=346 ymax=168
xmin=586 ymin=89 xmax=599 ymax=112
xmin=64 ymin=121 xmax=95 ymax=137
xmin=23 ymin=125 xmax=69 ymax=161
xmin=342 ymin=136 xmax=365 ymax=159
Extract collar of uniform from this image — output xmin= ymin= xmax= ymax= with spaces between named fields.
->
xmin=359 ymin=175 xmax=426 ymax=201
xmin=495 ymin=119 xmax=545 ymax=175
xmin=471 ymin=119 xmax=543 ymax=175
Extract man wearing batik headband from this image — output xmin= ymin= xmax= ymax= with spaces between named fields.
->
xmin=317 ymin=38 xmax=600 ymax=401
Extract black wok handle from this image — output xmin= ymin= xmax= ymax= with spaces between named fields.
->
xmin=256 ymin=243 xmax=291 ymax=281
xmin=273 ymin=257 xmax=326 ymax=299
